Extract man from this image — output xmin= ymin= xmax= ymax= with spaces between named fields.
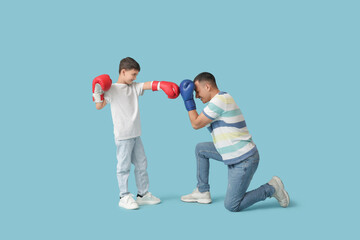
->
xmin=179 ymin=72 xmax=289 ymax=212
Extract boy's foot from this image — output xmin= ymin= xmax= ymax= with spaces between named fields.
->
xmin=268 ymin=176 xmax=290 ymax=207
xmin=119 ymin=194 xmax=139 ymax=210
xmin=181 ymin=188 xmax=212 ymax=204
xmin=136 ymin=192 xmax=161 ymax=205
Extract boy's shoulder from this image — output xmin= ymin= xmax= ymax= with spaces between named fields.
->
xmin=107 ymin=82 xmax=143 ymax=97
xmin=108 ymin=83 xmax=131 ymax=91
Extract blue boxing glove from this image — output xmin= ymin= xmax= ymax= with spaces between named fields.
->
xmin=180 ymin=79 xmax=196 ymax=111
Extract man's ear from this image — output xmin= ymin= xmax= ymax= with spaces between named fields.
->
xmin=120 ymin=69 xmax=126 ymax=75
xmin=205 ymin=83 xmax=211 ymax=91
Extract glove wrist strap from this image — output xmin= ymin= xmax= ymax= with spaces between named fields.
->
xmin=185 ymin=99 xmax=196 ymax=111
xmin=151 ymin=81 xmax=161 ymax=91
xmin=93 ymin=93 xmax=104 ymax=103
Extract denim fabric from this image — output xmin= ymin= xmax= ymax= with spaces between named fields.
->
xmin=195 ymin=142 xmax=275 ymax=212
xmin=115 ymin=137 xmax=149 ymax=198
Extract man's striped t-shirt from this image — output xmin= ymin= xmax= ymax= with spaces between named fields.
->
xmin=202 ymin=92 xmax=257 ymax=165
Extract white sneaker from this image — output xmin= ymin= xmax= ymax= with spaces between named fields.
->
xmin=119 ymin=194 xmax=139 ymax=210
xmin=136 ymin=192 xmax=161 ymax=205
xmin=268 ymin=176 xmax=290 ymax=208
xmin=181 ymin=188 xmax=212 ymax=204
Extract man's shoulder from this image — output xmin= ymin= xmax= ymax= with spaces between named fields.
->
xmin=211 ymin=92 xmax=235 ymax=104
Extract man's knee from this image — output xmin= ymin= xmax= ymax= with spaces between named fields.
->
xmin=195 ymin=142 xmax=209 ymax=157
xmin=195 ymin=142 xmax=205 ymax=152
xmin=224 ymin=201 xmax=240 ymax=212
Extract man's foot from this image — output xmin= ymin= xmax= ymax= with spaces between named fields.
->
xmin=181 ymin=188 xmax=212 ymax=204
xmin=268 ymin=176 xmax=290 ymax=207
xmin=136 ymin=192 xmax=161 ymax=205
xmin=119 ymin=194 xmax=139 ymax=210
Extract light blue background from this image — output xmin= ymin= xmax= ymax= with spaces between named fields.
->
xmin=1 ymin=0 xmax=359 ymax=239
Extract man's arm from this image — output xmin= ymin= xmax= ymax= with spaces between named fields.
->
xmin=188 ymin=110 xmax=212 ymax=130
xmin=179 ymin=79 xmax=203 ymax=129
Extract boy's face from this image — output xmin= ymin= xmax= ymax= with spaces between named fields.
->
xmin=122 ymin=69 xmax=139 ymax=84
xmin=194 ymin=81 xmax=211 ymax=103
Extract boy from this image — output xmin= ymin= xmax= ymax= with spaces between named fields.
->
xmin=93 ymin=57 xmax=179 ymax=210
xmin=179 ymin=72 xmax=290 ymax=212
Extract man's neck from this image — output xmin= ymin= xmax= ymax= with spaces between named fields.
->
xmin=210 ymin=89 xmax=220 ymax=99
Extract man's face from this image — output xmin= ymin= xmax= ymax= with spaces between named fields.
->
xmin=123 ymin=69 xmax=139 ymax=84
xmin=194 ymin=81 xmax=211 ymax=103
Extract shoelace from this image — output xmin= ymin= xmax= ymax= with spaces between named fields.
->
xmin=123 ymin=194 xmax=136 ymax=204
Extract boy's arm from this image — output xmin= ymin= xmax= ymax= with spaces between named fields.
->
xmin=96 ymin=99 xmax=107 ymax=110
xmin=143 ymin=81 xmax=179 ymax=98
xmin=188 ymin=110 xmax=212 ymax=130
xmin=92 ymin=74 xmax=112 ymax=109
xmin=143 ymin=81 xmax=152 ymax=90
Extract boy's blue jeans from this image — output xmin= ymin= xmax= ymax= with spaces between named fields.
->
xmin=115 ymin=137 xmax=149 ymax=198
xmin=195 ymin=142 xmax=275 ymax=212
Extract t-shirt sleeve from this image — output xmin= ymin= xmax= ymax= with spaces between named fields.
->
xmin=134 ymin=82 xmax=145 ymax=96
xmin=202 ymin=95 xmax=226 ymax=120
xmin=104 ymin=88 xmax=112 ymax=103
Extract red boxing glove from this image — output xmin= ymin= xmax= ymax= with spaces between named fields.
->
xmin=152 ymin=81 xmax=180 ymax=99
xmin=92 ymin=74 xmax=112 ymax=102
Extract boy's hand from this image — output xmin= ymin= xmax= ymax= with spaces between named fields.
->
xmin=92 ymin=74 xmax=112 ymax=102
xmin=180 ymin=79 xmax=196 ymax=111
xmin=152 ymin=81 xmax=180 ymax=99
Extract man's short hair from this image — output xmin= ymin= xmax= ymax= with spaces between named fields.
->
xmin=119 ymin=57 xmax=141 ymax=73
xmin=194 ymin=72 xmax=217 ymax=88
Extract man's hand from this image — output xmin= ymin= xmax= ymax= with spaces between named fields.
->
xmin=179 ymin=79 xmax=196 ymax=111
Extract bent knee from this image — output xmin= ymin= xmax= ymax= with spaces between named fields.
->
xmin=195 ymin=143 xmax=206 ymax=152
xmin=224 ymin=202 xmax=241 ymax=212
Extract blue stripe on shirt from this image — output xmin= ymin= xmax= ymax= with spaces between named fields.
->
xmin=224 ymin=146 xmax=258 ymax=165
xmin=210 ymin=120 xmax=247 ymax=131
xmin=202 ymin=110 xmax=215 ymax=120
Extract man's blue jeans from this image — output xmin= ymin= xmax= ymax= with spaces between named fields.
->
xmin=195 ymin=142 xmax=275 ymax=212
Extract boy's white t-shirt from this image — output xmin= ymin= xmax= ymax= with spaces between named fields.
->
xmin=104 ymin=82 xmax=144 ymax=141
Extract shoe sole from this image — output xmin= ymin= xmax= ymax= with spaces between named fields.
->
xmin=136 ymin=200 xmax=161 ymax=206
xmin=118 ymin=203 xmax=139 ymax=210
xmin=273 ymin=176 xmax=290 ymax=208
xmin=181 ymin=198 xmax=212 ymax=204
xmin=281 ymin=190 xmax=290 ymax=208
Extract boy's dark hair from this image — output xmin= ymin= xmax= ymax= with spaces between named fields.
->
xmin=194 ymin=72 xmax=218 ymax=88
xmin=119 ymin=57 xmax=141 ymax=73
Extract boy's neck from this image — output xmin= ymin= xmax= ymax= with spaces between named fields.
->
xmin=117 ymin=75 xmax=126 ymax=84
